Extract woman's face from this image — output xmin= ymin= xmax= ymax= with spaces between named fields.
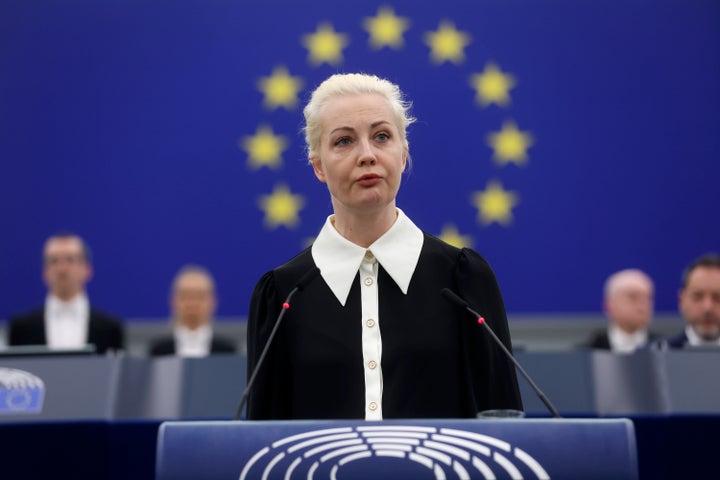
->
xmin=311 ymin=93 xmax=407 ymax=217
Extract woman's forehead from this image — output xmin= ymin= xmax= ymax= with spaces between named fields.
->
xmin=320 ymin=93 xmax=396 ymax=128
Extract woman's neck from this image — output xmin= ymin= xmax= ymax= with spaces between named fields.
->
xmin=331 ymin=204 xmax=398 ymax=248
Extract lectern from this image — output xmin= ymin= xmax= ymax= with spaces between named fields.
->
xmin=157 ymin=418 xmax=637 ymax=479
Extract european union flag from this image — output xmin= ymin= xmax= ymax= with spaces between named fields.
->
xmin=1 ymin=0 xmax=718 ymax=319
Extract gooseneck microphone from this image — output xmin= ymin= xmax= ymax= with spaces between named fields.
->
xmin=441 ymin=288 xmax=562 ymax=418
xmin=234 ymin=267 xmax=321 ymax=420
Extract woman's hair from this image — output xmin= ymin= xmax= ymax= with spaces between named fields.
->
xmin=302 ymin=73 xmax=416 ymax=161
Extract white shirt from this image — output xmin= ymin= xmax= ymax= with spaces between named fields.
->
xmin=173 ymin=323 xmax=213 ymax=357
xmin=311 ymin=208 xmax=424 ymax=420
xmin=608 ymin=324 xmax=650 ymax=353
xmin=686 ymin=325 xmax=720 ymax=347
xmin=44 ymin=293 xmax=90 ymax=350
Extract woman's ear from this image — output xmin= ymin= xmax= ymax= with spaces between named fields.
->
xmin=311 ymin=156 xmax=327 ymax=183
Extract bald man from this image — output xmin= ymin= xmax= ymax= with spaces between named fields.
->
xmin=148 ymin=265 xmax=236 ymax=356
xmin=584 ymin=269 xmax=660 ymax=352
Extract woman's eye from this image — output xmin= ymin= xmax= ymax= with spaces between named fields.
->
xmin=375 ymin=133 xmax=389 ymax=142
xmin=335 ymin=137 xmax=351 ymax=146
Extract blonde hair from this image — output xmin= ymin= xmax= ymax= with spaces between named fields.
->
xmin=302 ymin=73 xmax=416 ymax=161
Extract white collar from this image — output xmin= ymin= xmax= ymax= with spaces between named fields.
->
xmin=46 ymin=293 xmax=89 ymax=314
xmin=173 ymin=323 xmax=213 ymax=357
xmin=608 ymin=324 xmax=649 ymax=353
xmin=686 ymin=324 xmax=720 ymax=347
xmin=311 ymin=208 xmax=424 ymax=306
xmin=174 ymin=323 xmax=212 ymax=342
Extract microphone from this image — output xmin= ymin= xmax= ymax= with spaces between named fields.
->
xmin=441 ymin=288 xmax=562 ymax=418
xmin=234 ymin=267 xmax=321 ymax=420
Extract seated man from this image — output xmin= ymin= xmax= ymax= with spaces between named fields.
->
xmin=8 ymin=232 xmax=124 ymax=354
xmin=661 ymin=253 xmax=720 ymax=348
xmin=149 ymin=265 xmax=236 ymax=356
xmin=584 ymin=269 xmax=659 ymax=352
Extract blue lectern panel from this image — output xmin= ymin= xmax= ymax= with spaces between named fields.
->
xmin=157 ymin=419 xmax=637 ymax=480
xmin=515 ymin=351 xmax=595 ymax=416
xmin=0 ymin=356 xmax=118 ymax=421
xmin=662 ymin=350 xmax=720 ymax=413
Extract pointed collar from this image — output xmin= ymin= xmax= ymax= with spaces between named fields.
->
xmin=311 ymin=208 xmax=424 ymax=306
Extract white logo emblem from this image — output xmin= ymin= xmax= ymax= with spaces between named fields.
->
xmin=0 ymin=368 xmax=45 ymax=414
xmin=240 ymin=425 xmax=549 ymax=479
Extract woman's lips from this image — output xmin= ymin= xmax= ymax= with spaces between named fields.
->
xmin=357 ymin=174 xmax=381 ymax=186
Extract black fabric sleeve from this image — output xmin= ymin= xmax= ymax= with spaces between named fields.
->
xmin=455 ymin=248 xmax=523 ymax=413
xmin=245 ymin=270 xmax=292 ymax=419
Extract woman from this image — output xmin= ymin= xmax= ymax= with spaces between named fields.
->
xmin=247 ymin=73 xmax=521 ymax=420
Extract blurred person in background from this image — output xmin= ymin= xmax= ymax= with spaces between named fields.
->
xmin=148 ymin=265 xmax=236 ymax=356
xmin=660 ymin=253 xmax=720 ymax=349
xmin=8 ymin=232 xmax=124 ymax=354
xmin=584 ymin=269 xmax=659 ymax=352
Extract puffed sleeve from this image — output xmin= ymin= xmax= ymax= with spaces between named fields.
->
xmin=455 ymin=248 xmax=523 ymax=413
xmin=245 ymin=270 xmax=293 ymax=419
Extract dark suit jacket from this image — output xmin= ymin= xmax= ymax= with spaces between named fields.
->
xmin=659 ymin=331 xmax=690 ymax=349
xmin=8 ymin=307 xmax=125 ymax=354
xmin=148 ymin=335 xmax=237 ymax=356
xmin=583 ymin=328 xmax=662 ymax=350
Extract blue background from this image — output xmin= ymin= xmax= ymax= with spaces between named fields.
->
xmin=1 ymin=0 xmax=718 ymax=320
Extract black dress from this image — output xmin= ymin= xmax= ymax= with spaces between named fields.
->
xmin=247 ymin=233 xmax=522 ymax=420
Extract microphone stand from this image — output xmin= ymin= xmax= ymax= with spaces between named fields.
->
xmin=442 ymin=288 xmax=562 ymax=418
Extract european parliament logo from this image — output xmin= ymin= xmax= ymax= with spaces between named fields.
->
xmin=239 ymin=425 xmax=550 ymax=480
xmin=0 ymin=368 xmax=45 ymax=414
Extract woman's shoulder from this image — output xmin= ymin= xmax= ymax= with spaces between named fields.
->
xmin=421 ymin=232 xmax=493 ymax=271
xmin=251 ymin=247 xmax=314 ymax=304
xmin=256 ymin=246 xmax=315 ymax=293
xmin=274 ymin=246 xmax=314 ymax=278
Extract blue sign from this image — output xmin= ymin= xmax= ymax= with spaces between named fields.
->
xmin=157 ymin=419 xmax=638 ymax=479
xmin=0 ymin=368 xmax=45 ymax=414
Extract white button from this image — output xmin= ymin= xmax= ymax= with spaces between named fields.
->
xmin=369 ymin=402 xmax=378 ymax=411
xmin=364 ymin=277 xmax=374 ymax=286
xmin=368 ymin=360 xmax=377 ymax=369
xmin=366 ymin=319 xmax=376 ymax=328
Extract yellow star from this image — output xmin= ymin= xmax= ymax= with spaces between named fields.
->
xmin=257 ymin=66 xmax=303 ymax=110
xmin=239 ymin=125 xmax=288 ymax=170
xmin=438 ymin=224 xmax=474 ymax=249
xmin=469 ymin=62 xmax=516 ymax=107
xmin=471 ymin=180 xmax=519 ymax=226
xmin=486 ymin=120 xmax=534 ymax=166
xmin=424 ymin=20 xmax=471 ymax=65
xmin=258 ymin=183 xmax=306 ymax=229
xmin=363 ymin=6 xmax=410 ymax=50
xmin=301 ymin=23 xmax=349 ymax=65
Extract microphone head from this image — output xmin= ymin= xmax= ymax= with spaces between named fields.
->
xmin=441 ymin=288 xmax=468 ymax=308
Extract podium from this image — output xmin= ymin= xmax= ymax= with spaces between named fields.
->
xmin=156 ymin=418 xmax=638 ymax=479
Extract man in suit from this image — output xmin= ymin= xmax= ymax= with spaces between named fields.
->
xmin=8 ymin=233 xmax=124 ymax=354
xmin=584 ymin=269 xmax=659 ymax=352
xmin=662 ymin=253 xmax=720 ymax=349
xmin=148 ymin=265 xmax=236 ymax=356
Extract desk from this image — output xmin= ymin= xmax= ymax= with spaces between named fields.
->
xmin=0 ymin=416 xmax=715 ymax=479
xmin=0 ymin=354 xmax=246 ymax=421
xmin=2 ymin=351 xmax=719 ymax=421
